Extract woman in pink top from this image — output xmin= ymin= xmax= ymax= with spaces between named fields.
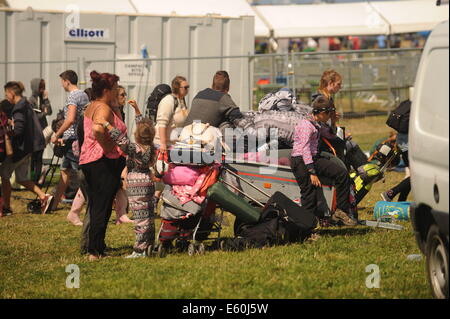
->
xmin=79 ymin=71 xmax=126 ymax=261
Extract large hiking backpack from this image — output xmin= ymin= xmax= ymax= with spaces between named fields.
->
xmin=386 ymin=99 xmax=411 ymax=133
xmin=145 ymin=84 xmax=173 ymax=121
xmin=258 ymin=88 xmax=297 ymax=112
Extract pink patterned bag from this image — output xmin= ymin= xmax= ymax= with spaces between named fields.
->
xmin=162 ymin=165 xmax=202 ymax=186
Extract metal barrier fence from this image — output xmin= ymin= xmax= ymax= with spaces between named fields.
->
xmin=0 ymin=48 xmax=422 ymax=161
xmin=1 ymin=48 xmax=422 ymax=117
xmin=252 ymin=48 xmax=423 ymax=115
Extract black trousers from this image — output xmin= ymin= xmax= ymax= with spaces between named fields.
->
xmin=291 ymin=155 xmax=351 ymax=216
xmin=80 ymin=157 xmax=124 ymax=256
xmin=31 ymin=150 xmax=44 ymax=184
xmin=78 ymin=169 xmax=90 ymax=254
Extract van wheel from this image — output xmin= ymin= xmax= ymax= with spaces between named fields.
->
xmin=426 ymin=224 xmax=449 ymax=299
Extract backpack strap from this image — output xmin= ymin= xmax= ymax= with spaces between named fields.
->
xmin=321 ymin=137 xmax=336 ymax=157
xmin=172 ymin=95 xmax=179 ymax=112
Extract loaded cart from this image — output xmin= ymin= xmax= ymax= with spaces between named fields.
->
xmin=151 ymin=146 xmax=265 ymax=257
xmin=150 ymin=147 xmax=318 ymax=257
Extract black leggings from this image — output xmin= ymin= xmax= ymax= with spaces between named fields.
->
xmin=391 ymin=177 xmax=411 ymax=201
xmin=291 ymin=155 xmax=351 ymax=216
xmin=390 ymin=151 xmax=411 ymax=201
xmin=81 ymin=157 xmax=124 ymax=256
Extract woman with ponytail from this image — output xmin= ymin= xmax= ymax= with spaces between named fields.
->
xmin=78 ymin=71 xmax=126 ymax=261
xmin=311 ymin=69 xmax=343 ymax=133
xmin=311 ymin=69 xmax=368 ymax=171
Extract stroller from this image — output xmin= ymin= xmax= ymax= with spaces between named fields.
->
xmin=149 ymin=148 xmax=227 ymax=258
xmin=26 ymin=145 xmax=64 ymax=214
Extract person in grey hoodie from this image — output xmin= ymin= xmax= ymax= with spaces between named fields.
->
xmin=28 ymin=78 xmax=52 ymax=185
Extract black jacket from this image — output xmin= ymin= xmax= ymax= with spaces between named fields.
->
xmin=11 ymin=97 xmax=45 ymax=162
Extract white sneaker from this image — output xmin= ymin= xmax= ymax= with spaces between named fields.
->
xmin=125 ymin=251 xmax=146 ymax=259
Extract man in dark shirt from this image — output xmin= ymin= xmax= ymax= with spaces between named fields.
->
xmin=184 ymin=71 xmax=243 ymax=127
xmin=0 ymin=82 xmax=51 ymax=215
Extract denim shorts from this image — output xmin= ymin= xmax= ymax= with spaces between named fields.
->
xmin=61 ymin=140 xmax=79 ymax=171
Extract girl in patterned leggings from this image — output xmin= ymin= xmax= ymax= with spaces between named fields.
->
xmin=100 ymin=100 xmax=156 ymax=258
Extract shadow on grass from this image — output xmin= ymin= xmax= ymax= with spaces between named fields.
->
xmin=105 ymin=245 xmax=134 ymax=257
xmin=319 ymin=226 xmax=375 ymax=237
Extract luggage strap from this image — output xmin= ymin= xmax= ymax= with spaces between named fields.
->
xmin=223 ymin=165 xmax=272 ymax=199
xmin=367 ymin=137 xmax=391 ymax=162
xmin=321 ymin=137 xmax=336 ymax=156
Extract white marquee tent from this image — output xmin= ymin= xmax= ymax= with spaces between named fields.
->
xmin=131 ymin=0 xmax=270 ymax=37
xmin=253 ymin=2 xmax=390 ymax=38
xmin=5 ymin=0 xmax=449 ymax=38
xmin=370 ymin=0 xmax=449 ymax=34
xmin=253 ymin=0 xmax=449 ymax=38
xmin=4 ymin=0 xmax=137 ymax=14
xmin=5 ymin=0 xmax=271 ymax=37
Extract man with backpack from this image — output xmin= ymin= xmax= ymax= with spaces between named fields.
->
xmin=0 ymin=81 xmax=52 ymax=215
xmin=381 ymin=99 xmax=411 ymax=201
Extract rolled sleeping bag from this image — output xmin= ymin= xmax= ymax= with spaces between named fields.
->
xmin=206 ymin=182 xmax=261 ymax=224
xmin=373 ymin=201 xmax=411 ymax=221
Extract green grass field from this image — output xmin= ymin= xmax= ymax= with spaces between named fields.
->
xmin=0 ymin=116 xmax=431 ymax=299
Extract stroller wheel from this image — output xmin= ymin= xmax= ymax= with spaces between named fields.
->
xmin=157 ymin=244 xmax=167 ymax=258
xmin=198 ymin=243 xmax=205 ymax=255
xmin=175 ymin=239 xmax=189 ymax=253
xmin=219 ymin=239 xmax=226 ymax=251
xmin=27 ymin=200 xmax=42 ymax=214
xmin=146 ymin=244 xmax=156 ymax=258
xmin=187 ymin=243 xmax=196 ymax=256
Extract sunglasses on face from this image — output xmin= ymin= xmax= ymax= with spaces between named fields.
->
xmin=181 ymin=85 xmax=190 ymax=89
xmin=119 ymin=93 xmax=127 ymax=97
xmin=314 ymin=107 xmax=336 ymax=115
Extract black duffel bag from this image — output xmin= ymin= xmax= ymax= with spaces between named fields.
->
xmin=234 ymin=206 xmax=287 ymax=248
xmin=234 ymin=191 xmax=318 ymax=247
xmin=265 ymin=191 xmax=317 ymax=241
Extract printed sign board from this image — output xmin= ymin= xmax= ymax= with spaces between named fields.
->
xmin=116 ymin=54 xmax=156 ymax=86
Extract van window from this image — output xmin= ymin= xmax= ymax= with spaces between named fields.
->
xmin=418 ymin=48 xmax=449 ymax=139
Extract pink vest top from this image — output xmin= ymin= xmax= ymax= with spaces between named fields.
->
xmin=79 ymin=111 xmax=127 ymax=165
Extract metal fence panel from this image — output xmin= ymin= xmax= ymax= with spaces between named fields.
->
xmin=253 ymin=48 xmax=422 ymax=115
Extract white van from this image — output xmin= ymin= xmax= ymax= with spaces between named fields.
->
xmin=409 ymin=20 xmax=449 ymax=299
